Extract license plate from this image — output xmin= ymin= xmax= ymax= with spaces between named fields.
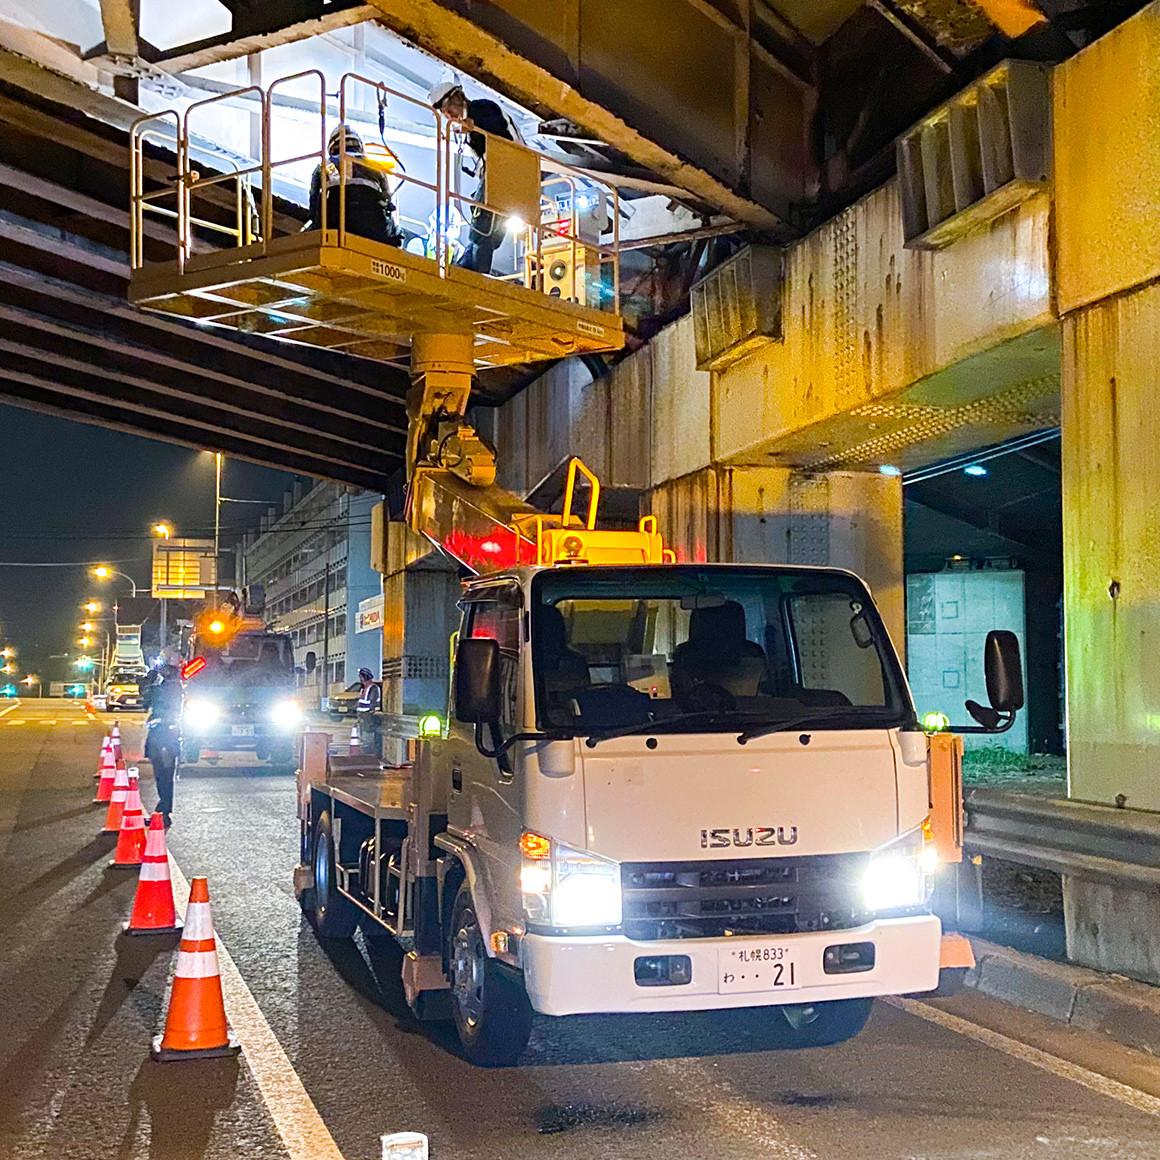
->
xmin=718 ymin=943 xmax=800 ymax=994
xmin=232 ymin=724 xmax=255 ymax=736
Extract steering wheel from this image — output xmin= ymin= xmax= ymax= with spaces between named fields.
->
xmin=680 ymin=682 xmax=738 ymax=714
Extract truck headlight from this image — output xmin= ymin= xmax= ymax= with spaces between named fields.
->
xmin=864 ymin=823 xmax=935 ymax=913
xmin=519 ymin=832 xmax=621 ymax=929
xmin=183 ymin=698 xmax=218 ymax=730
xmin=270 ymin=699 xmax=302 ymax=729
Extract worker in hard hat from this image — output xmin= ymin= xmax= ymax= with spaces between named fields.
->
xmin=356 ymin=666 xmax=382 ymax=760
xmin=306 ymin=124 xmax=403 ymax=247
xmin=142 ymin=647 xmax=184 ymax=827
xmin=429 ymin=82 xmax=524 ymax=275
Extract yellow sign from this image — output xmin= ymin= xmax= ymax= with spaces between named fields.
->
xmin=152 ymin=537 xmax=216 ymax=598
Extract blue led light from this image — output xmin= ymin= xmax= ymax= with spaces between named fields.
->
xmin=964 ymin=464 xmax=987 ymax=476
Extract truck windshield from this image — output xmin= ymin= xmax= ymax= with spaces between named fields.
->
xmin=531 ymin=566 xmax=910 ymax=736
xmin=197 ymin=636 xmax=293 ymax=683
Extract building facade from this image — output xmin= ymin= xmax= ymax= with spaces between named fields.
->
xmin=243 ymin=480 xmax=382 ymax=706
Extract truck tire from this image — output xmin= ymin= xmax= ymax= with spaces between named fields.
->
xmin=311 ymin=811 xmax=357 ymax=938
xmin=448 ymin=882 xmax=532 ymax=1066
xmin=182 ymin=743 xmax=200 ymax=765
xmin=778 ymin=997 xmax=872 ymax=1048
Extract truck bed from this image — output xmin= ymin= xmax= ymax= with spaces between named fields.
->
xmin=322 ymin=754 xmax=412 ymax=819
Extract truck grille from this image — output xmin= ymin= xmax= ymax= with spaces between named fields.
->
xmin=620 ymin=854 xmax=871 ymax=940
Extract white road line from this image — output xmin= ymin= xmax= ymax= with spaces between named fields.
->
xmin=888 ymin=996 xmax=1160 ymax=1116
xmin=7 ymin=720 xmax=24 ymax=726
xmin=72 ymin=721 xmax=86 ymax=726
xmin=168 ymin=858 xmax=346 ymax=1160
xmin=0 ymin=700 xmax=19 ymax=718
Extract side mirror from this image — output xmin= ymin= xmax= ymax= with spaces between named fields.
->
xmin=963 ymin=629 xmax=1023 ymax=731
xmin=304 ymin=651 xmax=317 ymax=674
xmin=984 ymin=629 xmax=1023 ymax=712
xmin=455 ymin=637 xmax=502 ymax=723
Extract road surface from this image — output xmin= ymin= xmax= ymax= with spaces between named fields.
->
xmin=5 ymin=697 xmax=1160 ymax=1159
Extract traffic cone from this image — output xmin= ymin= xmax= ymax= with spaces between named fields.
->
xmin=102 ymin=760 xmax=130 ymax=833
xmin=94 ymin=739 xmax=117 ymax=802
xmin=123 ymin=813 xmax=182 ymax=935
xmin=94 ymin=732 xmax=112 ymax=780
xmin=110 ymin=768 xmax=147 ymax=867
xmin=349 ymin=723 xmax=360 ymax=755
xmin=111 ymin=720 xmax=123 ymax=764
xmin=152 ymin=877 xmax=240 ymax=1061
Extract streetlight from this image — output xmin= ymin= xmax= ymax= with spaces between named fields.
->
xmin=79 ymin=636 xmax=93 ymax=648
xmin=80 ymin=622 xmax=95 ymax=632
xmin=84 ymin=601 xmax=101 ymax=614
xmin=92 ymin=566 xmax=138 ymax=596
xmin=1 ymin=647 xmax=13 ymax=658
xmin=21 ymin=674 xmax=40 ymax=697
xmin=153 ymin=522 xmax=172 ymax=539
xmin=152 ymin=520 xmax=173 ymax=649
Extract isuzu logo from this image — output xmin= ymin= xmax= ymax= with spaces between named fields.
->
xmin=700 ymin=827 xmax=798 ymax=849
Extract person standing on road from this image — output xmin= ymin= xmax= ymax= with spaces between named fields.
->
xmin=356 ymin=666 xmax=382 ymax=760
xmin=142 ymin=648 xmax=183 ymax=827
xmin=429 ymin=82 xmax=524 ymax=276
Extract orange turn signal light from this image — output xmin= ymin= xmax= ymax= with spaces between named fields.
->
xmin=519 ymin=832 xmax=551 ymax=860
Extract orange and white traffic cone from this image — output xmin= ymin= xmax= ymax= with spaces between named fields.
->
xmin=94 ymin=731 xmax=112 ymax=780
xmin=102 ymin=760 xmax=130 ymax=833
xmin=94 ymin=739 xmax=117 ymax=802
xmin=152 ymin=877 xmax=240 ymax=1061
xmin=110 ymin=768 xmax=147 ymax=867
xmin=349 ymin=724 xmax=360 ymax=755
xmin=123 ymin=813 xmax=182 ymax=936
xmin=111 ymin=720 xmax=123 ymax=765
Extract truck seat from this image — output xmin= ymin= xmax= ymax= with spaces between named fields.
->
xmin=671 ymin=601 xmax=768 ymax=700
xmin=538 ymin=605 xmax=591 ymax=695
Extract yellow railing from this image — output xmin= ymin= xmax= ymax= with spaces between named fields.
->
xmin=129 ymin=73 xmax=621 ymax=315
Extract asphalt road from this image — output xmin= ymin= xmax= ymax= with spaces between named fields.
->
xmin=7 ymin=699 xmax=1160 ymax=1159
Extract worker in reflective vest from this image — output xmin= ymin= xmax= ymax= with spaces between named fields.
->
xmin=356 ymin=666 xmax=382 ymax=758
xmin=307 ymin=125 xmax=403 ymax=246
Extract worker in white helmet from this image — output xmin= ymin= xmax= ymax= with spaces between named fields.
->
xmin=429 ymin=81 xmax=524 ymax=275
xmin=306 ymin=124 xmax=402 ymax=246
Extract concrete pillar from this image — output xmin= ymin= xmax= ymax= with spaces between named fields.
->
xmin=379 ymin=522 xmax=460 ymax=763
xmin=1053 ymin=2 xmax=1160 ymax=979
xmin=646 ymin=465 xmax=904 ymax=647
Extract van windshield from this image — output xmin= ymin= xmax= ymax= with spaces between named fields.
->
xmin=531 ymin=566 xmax=910 ymax=736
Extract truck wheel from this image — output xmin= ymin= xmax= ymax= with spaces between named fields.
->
xmin=778 ymin=997 xmax=872 ymax=1048
xmin=182 ymin=744 xmax=200 ymax=765
xmin=448 ymin=882 xmax=532 ymax=1066
xmin=311 ymin=811 xmax=357 ymax=938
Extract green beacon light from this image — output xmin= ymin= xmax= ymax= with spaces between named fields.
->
xmin=922 ymin=711 xmax=950 ymax=732
xmin=418 ymin=713 xmax=443 ymax=738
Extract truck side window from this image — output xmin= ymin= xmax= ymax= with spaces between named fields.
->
xmin=466 ymin=601 xmax=520 ymax=728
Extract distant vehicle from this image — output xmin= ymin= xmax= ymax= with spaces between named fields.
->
xmin=106 ymin=666 xmax=148 ymax=711
xmin=327 ymin=680 xmax=369 ymax=721
xmin=181 ymin=604 xmax=301 ymax=767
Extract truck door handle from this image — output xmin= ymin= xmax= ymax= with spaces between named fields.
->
xmin=451 ymin=766 xmax=462 ymax=792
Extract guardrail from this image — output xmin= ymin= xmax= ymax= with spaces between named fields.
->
xmin=964 ymin=788 xmax=1160 ymax=889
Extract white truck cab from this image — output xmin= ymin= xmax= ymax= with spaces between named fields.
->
xmin=429 ymin=560 xmax=959 ymax=1060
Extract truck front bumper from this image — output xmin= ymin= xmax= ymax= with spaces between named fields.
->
xmin=521 ymin=914 xmax=941 ymax=1016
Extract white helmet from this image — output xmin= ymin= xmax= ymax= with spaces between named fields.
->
xmin=428 ymin=81 xmax=464 ymax=111
xmin=328 ymin=124 xmax=363 ymax=156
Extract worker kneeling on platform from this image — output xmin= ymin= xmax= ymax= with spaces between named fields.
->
xmin=307 ymin=125 xmax=402 ymax=248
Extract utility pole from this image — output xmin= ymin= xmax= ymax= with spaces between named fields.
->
xmin=321 ymin=557 xmax=331 ymax=711
xmin=214 ymin=452 xmax=222 ymax=607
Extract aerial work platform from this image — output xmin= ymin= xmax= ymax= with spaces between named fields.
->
xmin=128 ymin=71 xmax=626 ymax=371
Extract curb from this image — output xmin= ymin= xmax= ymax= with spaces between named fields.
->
xmin=965 ymin=937 xmax=1160 ymax=1057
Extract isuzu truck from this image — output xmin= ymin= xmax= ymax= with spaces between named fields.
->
xmin=296 ymin=462 xmax=1022 ymax=1066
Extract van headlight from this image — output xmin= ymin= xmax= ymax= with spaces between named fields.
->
xmin=864 ymin=823 xmax=936 ymax=914
xmin=519 ymin=832 xmax=621 ymax=929
xmin=270 ymin=699 xmax=302 ymax=729
xmin=183 ymin=698 xmax=218 ymax=731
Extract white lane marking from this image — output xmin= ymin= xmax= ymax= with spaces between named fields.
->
xmin=0 ymin=700 xmax=19 ymax=718
xmin=72 ymin=721 xmax=86 ymax=726
xmin=168 ymin=857 xmax=346 ymax=1160
xmin=7 ymin=720 xmax=24 ymax=726
xmin=888 ymin=996 xmax=1160 ymax=1116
